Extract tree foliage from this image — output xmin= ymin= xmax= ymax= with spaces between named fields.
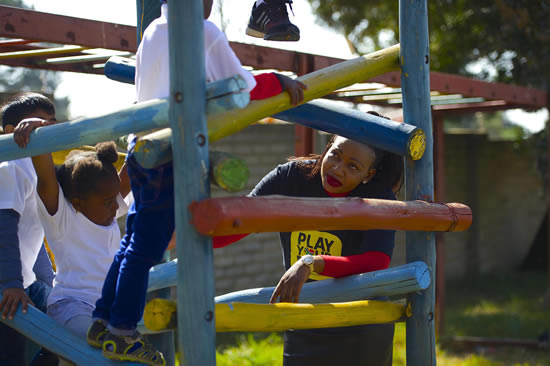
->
xmin=308 ymin=0 xmax=550 ymax=89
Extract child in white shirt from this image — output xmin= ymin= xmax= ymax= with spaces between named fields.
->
xmin=13 ymin=129 xmax=129 ymax=343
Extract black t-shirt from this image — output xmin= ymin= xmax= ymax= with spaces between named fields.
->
xmin=249 ymin=161 xmax=395 ymax=280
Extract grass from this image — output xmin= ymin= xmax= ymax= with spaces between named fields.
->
xmin=215 ymin=271 xmax=550 ymax=365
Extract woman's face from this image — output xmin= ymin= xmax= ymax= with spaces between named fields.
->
xmin=320 ymin=137 xmax=377 ymax=194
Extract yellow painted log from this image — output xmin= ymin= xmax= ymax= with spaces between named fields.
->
xmin=52 ymin=146 xmax=126 ymax=171
xmin=147 ymin=45 xmax=400 ymax=145
xmin=144 ymin=297 xmax=408 ymax=333
xmin=0 ymin=46 xmax=90 ymax=60
xmin=208 ymin=44 xmax=400 ymax=142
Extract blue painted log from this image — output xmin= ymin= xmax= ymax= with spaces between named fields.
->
xmin=274 ymin=99 xmax=426 ymax=160
xmin=104 ymin=56 xmax=135 ymax=84
xmin=104 ymin=57 xmax=249 ymax=101
xmin=147 ymin=260 xmax=430 ymax=302
xmin=0 ymin=99 xmax=168 ymax=163
xmin=168 ymin=0 xmax=215 ymax=365
xmin=399 ymin=0 xmax=437 ymax=365
xmin=0 ymin=297 xmax=140 ymax=365
xmin=0 ymin=84 xmax=249 ymax=164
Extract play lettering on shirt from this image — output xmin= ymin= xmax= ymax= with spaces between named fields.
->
xmin=290 ymin=231 xmax=342 ymax=280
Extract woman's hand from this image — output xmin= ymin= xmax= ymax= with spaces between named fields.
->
xmin=13 ymin=118 xmax=54 ymax=148
xmin=270 ymin=260 xmax=311 ymax=304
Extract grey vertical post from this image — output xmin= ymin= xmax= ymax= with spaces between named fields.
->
xmin=168 ymin=0 xmax=216 ymax=365
xmin=135 ymin=2 xmax=175 ymax=365
xmin=399 ymin=0 xmax=436 ymax=365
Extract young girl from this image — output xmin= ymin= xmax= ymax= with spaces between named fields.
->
xmin=214 ymin=120 xmax=403 ymax=365
xmin=13 ymin=125 xmax=130 ymax=341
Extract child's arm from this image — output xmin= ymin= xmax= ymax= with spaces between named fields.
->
xmin=0 ymin=209 xmax=34 ymax=320
xmin=251 ymin=73 xmax=307 ymax=105
xmin=14 ymin=118 xmax=59 ymax=215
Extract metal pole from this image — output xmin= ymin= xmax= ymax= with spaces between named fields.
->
xmin=399 ymin=0 xmax=436 ymax=364
xmin=168 ymin=0 xmax=215 ymax=365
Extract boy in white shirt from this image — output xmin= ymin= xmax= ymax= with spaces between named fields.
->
xmin=89 ymin=0 xmax=306 ymax=364
xmin=0 ymin=93 xmax=58 ymax=366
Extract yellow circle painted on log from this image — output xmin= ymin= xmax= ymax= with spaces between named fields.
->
xmin=407 ymin=130 xmax=426 ymax=161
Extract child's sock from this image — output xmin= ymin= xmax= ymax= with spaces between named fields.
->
xmin=107 ymin=324 xmax=138 ymax=337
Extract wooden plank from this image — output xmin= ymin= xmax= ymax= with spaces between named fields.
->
xmin=274 ymin=99 xmax=426 ymax=160
xmin=0 ymin=45 xmax=89 ymax=60
xmin=0 ymin=5 xmax=136 ymax=51
xmin=399 ymin=0 xmax=437 ymax=364
xmin=0 ymin=296 xmax=141 ymax=365
xmin=168 ymin=0 xmax=215 ymax=365
xmin=189 ymin=196 xmax=472 ymax=235
xmin=143 ymin=298 xmax=408 ymax=333
xmin=147 ymin=260 xmax=430 ymax=301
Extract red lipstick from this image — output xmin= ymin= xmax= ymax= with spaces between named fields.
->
xmin=326 ymin=174 xmax=342 ymax=188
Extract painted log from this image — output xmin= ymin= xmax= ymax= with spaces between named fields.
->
xmin=104 ymin=56 xmax=248 ymax=100
xmin=274 ymin=99 xmax=426 ymax=160
xmin=148 ymin=260 xmax=429 ymax=302
xmin=52 ymin=146 xmax=126 ymax=170
xmin=133 ymin=130 xmax=248 ymax=190
xmin=0 ymin=86 xmax=248 ymax=163
xmin=144 ymin=298 xmax=408 ymax=333
xmin=190 ymin=196 xmax=472 ymax=235
xmin=168 ymin=0 xmax=215 ymax=364
xmin=400 ymin=0 xmax=438 ymax=364
xmin=104 ymin=56 xmax=135 ymax=84
xmin=0 ymin=99 xmax=168 ymax=163
xmin=0 ymin=297 xmax=141 ymax=365
xmin=128 ymin=101 xmax=424 ymax=168
xmin=105 ymin=45 xmax=401 ymax=146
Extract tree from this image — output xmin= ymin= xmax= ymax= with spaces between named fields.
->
xmin=308 ymin=0 xmax=550 ymax=89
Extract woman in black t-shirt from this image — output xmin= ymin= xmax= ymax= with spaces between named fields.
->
xmin=246 ymin=129 xmax=404 ymax=366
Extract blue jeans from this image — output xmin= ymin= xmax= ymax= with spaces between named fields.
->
xmin=93 ymin=138 xmax=175 ymax=331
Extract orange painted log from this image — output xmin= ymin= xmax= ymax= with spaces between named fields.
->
xmin=190 ymin=196 xmax=472 ymax=235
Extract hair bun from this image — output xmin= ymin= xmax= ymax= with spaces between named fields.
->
xmin=95 ymin=141 xmax=119 ymax=164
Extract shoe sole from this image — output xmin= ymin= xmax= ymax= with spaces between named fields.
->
xmin=246 ymin=26 xmax=265 ymax=38
xmin=103 ymin=351 xmax=165 ymax=366
xmin=264 ymin=31 xmax=300 ymax=41
xmin=87 ymin=338 xmax=102 ymax=349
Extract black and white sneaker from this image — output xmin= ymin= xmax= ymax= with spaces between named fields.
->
xmin=246 ymin=0 xmax=300 ymax=41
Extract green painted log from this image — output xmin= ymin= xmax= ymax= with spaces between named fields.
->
xmin=133 ymin=129 xmax=248 ymax=191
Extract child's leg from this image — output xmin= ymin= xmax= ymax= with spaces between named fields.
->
xmin=108 ymin=156 xmax=175 ymax=333
xmin=48 ymin=298 xmax=95 ymax=338
xmin=92 ymin=208 xmax=135 ymax=322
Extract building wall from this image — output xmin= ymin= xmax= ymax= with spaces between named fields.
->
xmin=207 ymin=125 xmax=544 ymax=295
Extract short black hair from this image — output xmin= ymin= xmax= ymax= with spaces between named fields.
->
xmin=1 ymin=92 xmax=55 ymax=130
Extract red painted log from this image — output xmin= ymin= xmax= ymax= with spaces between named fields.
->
xmin=189 ymin=196 xmax=472 ymax=235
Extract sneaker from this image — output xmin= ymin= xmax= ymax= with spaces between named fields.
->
xmin=102 ymin=331 xmax=166 ymax=366
xmin=86 ymin=320 xmax=109 ymax=348
xmin=246 ymin=0 xmax=300 ymax=41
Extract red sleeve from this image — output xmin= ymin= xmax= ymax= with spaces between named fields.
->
xmin=320 ymin=251 xmax=390 ymax=278
xmin=250 ymin=73 xmax=283 ymax=100
xmin=212 ymin=233 xmax=249 ymax=249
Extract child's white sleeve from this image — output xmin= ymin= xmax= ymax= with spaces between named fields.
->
xmin=0 ymin=161 xmax=33 ymax=215
xmin=204 ymin=22 xmax=256 ymax=92
xmin=35 ymin=184 xmax=72 ymax=242
xmin=135 ymin=23 xmax=170 ymax=102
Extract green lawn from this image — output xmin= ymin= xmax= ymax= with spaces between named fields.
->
xmin=215 ymin=271 xmax=550 ymax=365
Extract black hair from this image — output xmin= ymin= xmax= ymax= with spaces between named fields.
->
xmin=56 ymin=142 xmax=120 ymax=200
xmin=1 ymin=93 xmax=55 ymax=130
xmin=289 ymin=111 xmax=405 ymax=194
